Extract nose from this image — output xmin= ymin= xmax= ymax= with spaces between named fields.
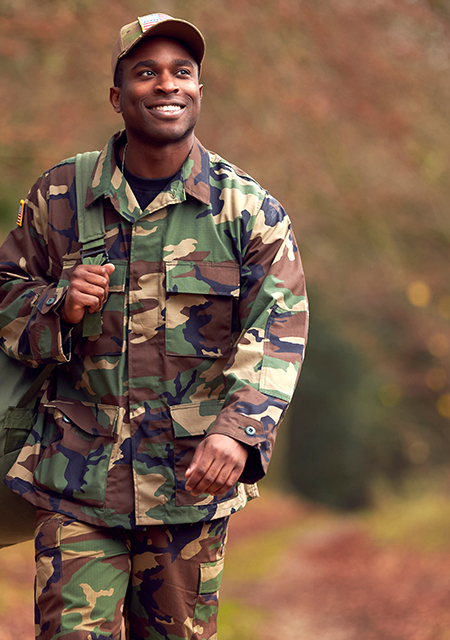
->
xmin=155 ymin=70 xmax=179 ymax=94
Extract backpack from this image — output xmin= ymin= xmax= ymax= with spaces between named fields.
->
xmin=0 ymin=151 xmax=105 ymax=548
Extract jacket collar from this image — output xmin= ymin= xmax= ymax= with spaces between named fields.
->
xmin=85 ymin=130 xmax=211 ymax=220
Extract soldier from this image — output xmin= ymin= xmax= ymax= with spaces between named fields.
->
xmin=0 ymin=13 xmax=308 ymax=640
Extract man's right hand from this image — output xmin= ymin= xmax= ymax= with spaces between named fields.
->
xmin=61 ymin=263 xmax=115 ymax=325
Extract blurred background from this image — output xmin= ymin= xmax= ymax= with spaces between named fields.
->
xmin=1 ymin=0 xmax=450 ymax=638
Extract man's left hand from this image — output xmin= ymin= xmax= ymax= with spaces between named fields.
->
xmin=185 ymin=434 xmax=249 ymax=497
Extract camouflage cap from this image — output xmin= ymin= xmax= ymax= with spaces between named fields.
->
xmin=111 ymin=13 xmax=206 ymax=80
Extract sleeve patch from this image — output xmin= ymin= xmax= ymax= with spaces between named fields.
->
xmin=16 ymin=200 xmax=25 ymax=227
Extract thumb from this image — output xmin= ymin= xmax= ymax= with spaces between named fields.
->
xmin=186 ymin=443 xmax=204 ymax=477
xmin=104 ymin=263 xmax=115 ymax=275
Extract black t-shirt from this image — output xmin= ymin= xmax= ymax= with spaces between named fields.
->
xmin=115 ymin=147 xmax=176 ymax=210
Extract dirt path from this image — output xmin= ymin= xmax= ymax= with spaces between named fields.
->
xmin=223 ymin=492 xmax=450 ymax=640
xmin=0 ymin=540 xmax=35 ymax=639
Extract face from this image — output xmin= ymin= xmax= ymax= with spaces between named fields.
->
xmin=110 ymin=37 xmax=203 ymax=148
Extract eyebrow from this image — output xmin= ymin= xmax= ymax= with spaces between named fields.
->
xmin=131 ymin=58 xmax=195 ymax=71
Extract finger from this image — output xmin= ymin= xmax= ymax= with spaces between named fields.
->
xmin=185 ymin=435 xmax=248 ymax=496
xmin=203 ymin=460 xmax=245 ymax=496
xmin=71 ymin=291 xmax=105 ymax=313
xmin=72 ymin=284 xmax=109 ymax=310
xmin=185 ymin=452 xmax=218 ymax=494
xmin=74 ymin=264 xmax=114 ymax=284
xmin=80 ymin=265 xmax=115 ymax=307
xmin=63 ymin=265 xmax=114 ymax=323
xmin=186 ymin=459 xmax=228 ymax=496
xmin=185 ymin=461 xmax=215 ymax=494
xmin=74 ymin=271 xmax=110 ymax=290
xmin=81 ymin=263 xmax=114 ymax=275
xmin=185 ymin=443 xmax=205 ymax=478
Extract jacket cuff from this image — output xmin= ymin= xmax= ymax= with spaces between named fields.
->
xmin=32 ymin=288 xmax=72 ymax=362
xmin=208 ymin=390 xmax=287 ymax=483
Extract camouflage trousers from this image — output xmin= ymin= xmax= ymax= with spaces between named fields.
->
xmin=34 ymin=509 xmax=229 ymax=640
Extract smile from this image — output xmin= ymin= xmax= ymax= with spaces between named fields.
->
xmin=151 ymin=105 xmax=184 ymax=114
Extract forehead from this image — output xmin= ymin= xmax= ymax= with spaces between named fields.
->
xmin=122 ymin=36 xmax=197 ymax=67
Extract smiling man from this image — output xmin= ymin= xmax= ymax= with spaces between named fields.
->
xmin=0 ymin=13 xmax=308 ymax=640
xmin=110 ymin=37 xmax=203 ymax=171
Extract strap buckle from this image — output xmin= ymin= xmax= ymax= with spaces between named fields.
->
xmin=80 ymin=244 xmax=110 ymax=263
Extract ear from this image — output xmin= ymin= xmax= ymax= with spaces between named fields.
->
xmin=199 ymin=84 xmax=203 ymax=99
xmin=109 ymin=86 xmax=122 ymax=113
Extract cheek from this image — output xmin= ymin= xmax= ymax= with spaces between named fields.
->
xmin=119 ymin=88 xmax=141 ymax=112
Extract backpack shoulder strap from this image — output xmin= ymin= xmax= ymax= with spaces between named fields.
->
xmin=75 ymin=151 xmax=106 ymax=337
xmin=75 ymin=151 xmax=106 ymax=263
xmin=16 ymin=362 xmax=56 ymax=409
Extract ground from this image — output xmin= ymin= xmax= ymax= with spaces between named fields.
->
xmin=1 ymin=488 xmax=450 ymax=639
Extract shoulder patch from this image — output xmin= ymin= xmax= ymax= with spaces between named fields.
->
xmin=16 ymin=199 xmax=25 ymax=227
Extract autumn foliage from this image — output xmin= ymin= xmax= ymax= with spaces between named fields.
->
xmin=1 ymin=0 xmax=450 ymax=502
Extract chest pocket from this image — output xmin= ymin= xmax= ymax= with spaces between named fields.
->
xmin=165 ymin=260 xmax=240 ymax=358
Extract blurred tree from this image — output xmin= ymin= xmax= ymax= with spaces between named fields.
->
xmin=1 ymin=0 xmax=450 ymax=502
xmin=285 ymin=289 xmax=412 ymax=510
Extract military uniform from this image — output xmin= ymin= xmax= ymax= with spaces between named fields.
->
xmin=0 ymin=130 xmax=308 ymax=638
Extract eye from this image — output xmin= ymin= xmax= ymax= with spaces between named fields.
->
xmin=139 ymin=69 xmax=155 ymax=78
xmin=177 ymin=68 xmax=192 ymax=77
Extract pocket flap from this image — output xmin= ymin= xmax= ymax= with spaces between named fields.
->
xmin=199 ymin=557 xmax=225 ymax=594
xmin=170 ymin=401 xmax=223 ymax=437
xmin=108 ymin=260 xmax=127 ymax=292
xmin=45 ymin=399 xmax=119 ymax=437
xmin=166 ymin=261 xmax=239 ymax=297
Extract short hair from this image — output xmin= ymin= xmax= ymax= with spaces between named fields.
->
xmin=114 ymin=60 xmax=124 ymax=88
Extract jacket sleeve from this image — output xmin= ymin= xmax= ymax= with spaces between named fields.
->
xmin=0 ymin=172 xmax=72 ymax=366
xmin=208 ymin=193 xmax=308 ymax=482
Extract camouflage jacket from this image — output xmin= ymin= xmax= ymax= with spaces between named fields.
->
xmin=1 ymin=130 xmax=308 ymax=528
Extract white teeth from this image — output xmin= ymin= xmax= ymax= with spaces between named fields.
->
xmin=154 ymin=105 xmax=182 ymax=112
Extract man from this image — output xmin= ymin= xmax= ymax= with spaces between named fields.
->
xmin=0 ymin=13 xmax=308 ymax=640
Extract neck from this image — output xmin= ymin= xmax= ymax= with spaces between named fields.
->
xmin=121 ymin=135 xmax=194 ymax=179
